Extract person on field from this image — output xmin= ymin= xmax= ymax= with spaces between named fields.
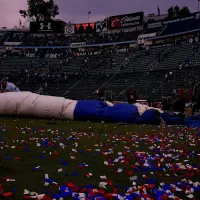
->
xmin=96 ymin=88 xmax=105 ymax=101
xmin=0 ymin=78 xmax=20 ymax=93
xmin=173 ymin=87 xmax=186 ymax=114
xmin=192 ymin=82 xmax=200 ymax=116
xmin=127 ymin=89 xmax=138 ymax=104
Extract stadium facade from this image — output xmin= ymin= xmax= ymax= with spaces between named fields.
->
xmin=0 ymin=11 xmax=200 ymax=103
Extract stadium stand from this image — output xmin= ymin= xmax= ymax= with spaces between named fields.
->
xmin=18 ymin=30 xmax=143 ymax=46
xmin=1 ymin=11 xmax=200 ymax=104
xmin=1 ymin=40 xmax=200 ymax=102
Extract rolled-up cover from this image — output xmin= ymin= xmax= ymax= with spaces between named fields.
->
xmin=0 ymin=92 xmax=189 ymax=126
xmin=0 ymin=92 xmax=77 ymax=120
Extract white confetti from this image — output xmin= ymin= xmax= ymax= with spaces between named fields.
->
xmin=58 ymin=168 xmax=63 ymax=172
xmin=24 ymin=189 xmax=30 ymax=194
xmin=100 ymin=175 xmax=107 ymax=179
xmin=104 ymin=161 xmax=108 ymax=165
xmin=187 ymin=194 xmax=194 ymax=198
xmin=129 ymin=176 xmax=137 ymax=181
xmin=117 ymin=168 xmax=123 ymax=173
xmin=99 ymin=182 xmax=107 ymax=188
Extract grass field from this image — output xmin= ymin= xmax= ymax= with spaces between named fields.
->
xmin=0 ymin=117 xmax=200 ymax=199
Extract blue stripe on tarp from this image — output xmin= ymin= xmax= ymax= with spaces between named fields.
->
xmin=161 ymin=113 xmax=200 ymax=127
xmin=184 ymin=115 xmax=200 ymax=127
xmin=160 ymin=113 xmax=184 ymax=125
xmin=74 ymin=100 xmax=200 ymax=126
xmin=74 ymin=100 xmax=161 ymax=124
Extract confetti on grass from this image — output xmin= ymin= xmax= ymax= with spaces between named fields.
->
xmin=0 ymin=120 xmax=200 ymax=199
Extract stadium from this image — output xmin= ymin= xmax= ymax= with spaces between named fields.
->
xmin=0 ymin=0 xmax=200 ymax=199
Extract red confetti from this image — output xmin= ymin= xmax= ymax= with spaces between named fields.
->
xmin=54 ymin=151 xmax=60 ymax=156
xmin=98 ymin=189 xmax=106 ymax=195
xmin=66 ymin=182 xmax=76 ymax=188
xmin=24 ymin=196 xmax=31 ymax=199
xmin=126 ymin=171 xmax=134 ymax=175
xmin=43 ymin=195 xmax=51 ymax=200
xmin=107 ymin=180 xmax=113 ymax=186
xmin=3 ymin=192 xmax=12 ymax=197
xmin=0 ymin=184 xmax=3 ymax=194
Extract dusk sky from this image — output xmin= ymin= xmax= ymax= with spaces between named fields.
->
xmin=0 ymin=0 xmax=198 ymax=27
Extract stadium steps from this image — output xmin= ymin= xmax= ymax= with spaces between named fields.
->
xmin=65 ymin=76 xmax=106 ymax=100
xmin=87 ymin=72 xmax=120 ymax=99
xmin=106 ymin=73 xmax=143 ymax=100
xmin=115 ymin=72 xmax=147 ymax=100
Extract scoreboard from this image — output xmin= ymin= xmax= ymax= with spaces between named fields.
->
xmin=75 ymin=23 xmax=96 ymax=34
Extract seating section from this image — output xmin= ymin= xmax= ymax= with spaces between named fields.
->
xmin=18 ymin=30 xmax=142 ymax=46
xmin=1 ymin=37 xmax=200 ymax=102
xmin=1 ymin=13 xmax=200 ymax=103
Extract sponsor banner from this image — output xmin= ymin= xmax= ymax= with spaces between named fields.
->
xmin=74 ymin=51 xmax=101 ymax=57
xmin=144 ymin=14 xmax=168 ymax=22
xmin=147 ymin=12 xmax=200 ymax=29
xmin=75 ymin=23 xmax=96 ymax=34
xmin=109 ymin=12 xmax=144 ymax=29
xmin=137 ymin=33 xmax=157 ymax=44
xmin=25 ymin=53 xmax=61 ymax=58
xmin=96 ymin=21 xmax=108 ymax=32
xmin=12 ymin=48 xmax=21 ymax=53
xmin=154 ymin=39 xmax=165 ymax=45
xmin=144 ymin=40 xmax=153 ymax=46
xmin=147 ymin=21 xmax=163 ymax=29
xmin=4 ymin=42 xmax=21 ymax=46
xmin=26 ymin=53 xmax=35 ymax=58
xmin=109 ymin=17 xmax=121 ymax=29
xmin=65 ymin=24 xmax=75 ymax=35
xmin=5 ymin=46 xmax=12 ymax=50
xmin=70 ymin=42 xmax=86 ymax=48
xmin=79 ymin=48 xmax=85 ymax=51
xmin=116 ymin=48 xmax=127 ymax=53
xmin=150 ymin=43 xmax=172 ymax=49
xmin=30 ymin=20 xmax=64 ymax=33
xmin=45 ymin=53 xmax=61 ymax=59
xmin=163 ymin=12 xmax=200 ymax=25
xmin=129 ymin=43 xmax=137 ymax=48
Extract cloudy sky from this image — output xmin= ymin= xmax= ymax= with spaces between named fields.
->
xmin=0 ymin=0 xmax=198 ymax=27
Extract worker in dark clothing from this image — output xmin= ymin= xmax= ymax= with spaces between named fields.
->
xmin=127 ymin=89 xmax=138 ymax=104
xmin=192 ymin=83 xmax=200 ymax=116
xmin=162 ymin=96 xmax=168 ymax=111
xmin=173 ymin=87 xmax=187 ymax=114
xmin=96 ymin=88 xmax=105 ymax=101
xmin=170 ymin=87 xmax=186 ymax=123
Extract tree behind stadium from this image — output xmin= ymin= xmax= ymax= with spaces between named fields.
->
xmin=167 ymin=5 xmax=190 ymax=19
xmin=19 ymin=0 xmax=59 ymax=21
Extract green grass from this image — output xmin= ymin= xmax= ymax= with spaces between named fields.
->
xmin=0 ymin=117 xmax=200 ymax=199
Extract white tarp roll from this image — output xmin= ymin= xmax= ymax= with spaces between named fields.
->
xmin=0 ymin=92 xmax=77 ymax=120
